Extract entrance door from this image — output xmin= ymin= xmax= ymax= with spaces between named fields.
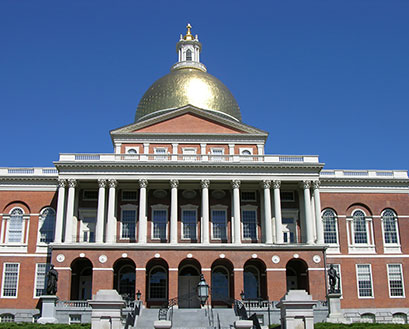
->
xmin=178 ymin=266 xmax=200 ymax=308
xmin=79 ymin=267 xmax=92 ymax=300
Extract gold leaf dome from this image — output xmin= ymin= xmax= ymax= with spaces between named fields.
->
xmin=135 ymin=66 xmax=242 ymax=122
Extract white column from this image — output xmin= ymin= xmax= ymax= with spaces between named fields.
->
xmin=138 ymin=179 xmax=148 ymax=244
xmin=302 ymin=180 xmax=314 ymax=244
xmin=232 ymin=180 xmax=241 ymax=244
xmin=172 ymin=143 xmax=178 ymax=161
xmin=262 ymin=180 xmax=273 ymax=244
xmin=106 ymin=179 xmax=117 ymax=244
xmin=96 ymin=179 xmax=107 ymax=243
xmin=54 ymin=179 xmax=66 ymax=243
xmin=273 ymin=180 xmax=283 ymax=244
xmin=170 ymin=179 xmax=179 ymax=244
xmin=201 ymin=179 xmax=210 ymax=244
xmin=312 ymin=180 xmax=324 ymax=244
xmin=64 ymin=179 xmax=77 ymax=243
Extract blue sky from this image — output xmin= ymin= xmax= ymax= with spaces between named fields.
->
xmin=1 ymin=1 xmax=408 ymax=170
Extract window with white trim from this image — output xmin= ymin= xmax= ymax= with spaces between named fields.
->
xmin=387 ymin=264 xmax=404 ymax=297
xmin=152 ymin=207 xmax=168 ymax=240
xmin=38 ymin=208 xmax=56 ymax=243
xmin=121 ymin=206 xmax=137 ymax=239
xmin=322 ymin=209 xmax=338 ymax=244
xmin=69 ymin=314 xmax=82 ymax=324
xmin=34 ymin=263 xmax=47 ymax=297
xmin=2 ymin=263 xmax=19 ymax=298
xmin=242 ymin=207 xmax=257 ymax=240
xmin=352 ymin=210 xmax=368 ymax=244
xmin=8 ymin=208 xmax=24 ymax=243
xmin=154 ymin=147 xmax=168 ymax=160
xmin=181 ymin=208 xmax=197 ymax=240
xmin=356 ymin=264 xmax=373 ymax=298
xmin=182 ymin=148 xmax=197 ymax=161
xmin=210 ymin=148 xmax=224 ymax=161
xmin=211 ymin=208 xmax=227 ymax=240
xmin=382 ymin=209 xmax=399 ymax=245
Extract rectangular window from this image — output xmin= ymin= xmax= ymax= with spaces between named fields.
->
xmin=154 ymin=148 xmax=168 ymax=161
xmin=211 ymin=148 xmax=224 ymax=162
xmin=2 ymin=263 xmax=19 ymax=297
xmin=8 ymin=215 xmax=23 ymax=243
xmin=241 ymin=191 xmax=256 ymax=202
xmin=122 ymin=190 xmax=137 ymax=201
xmin=152 ymin=210 xmax=167 ymax=240
xmin=356 ymin=264 xmax=373 ymax=298
xmin=69 ymin=314 xmax=81 ymax=324
xmin=280 ymin=191 xmax=295 ymax=202
xmin=121 ymin=210 xmax=136 ymax=239
xmin=212 ymin=210 xmax=227 ymax=240
xmin=388 ymin=264 xmax=404 ymax=297
xmin=82 ymin=190 xmax=98 ymax=201
xmin=182 ymin=148 xmax=197 ymax=161
xmin=182 ymin=210 xmax=197 ymax=239
xmin=34 ymin=263 xmax=47 ymax=297
xmin=242 ymin=210 xmax=257 ymax=240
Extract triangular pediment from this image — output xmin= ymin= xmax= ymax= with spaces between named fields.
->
xmin=111 ymin=105 xmax=268 ymax=136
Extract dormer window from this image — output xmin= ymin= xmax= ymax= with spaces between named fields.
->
xmin=186 ymin=49 xmax=192 ymax=61
xmin=127 ymin=148 xmax=137 ymax=154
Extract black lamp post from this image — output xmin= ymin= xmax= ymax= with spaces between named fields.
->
xmin=136 ymin=290 xmax=142 ymax=301
xmin=197 ymin=274 xmax=209 ymax=306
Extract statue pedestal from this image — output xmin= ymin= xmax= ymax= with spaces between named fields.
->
xmin=277 ymin=290 xmax=316 ymax=329
xmin=327 ymin=292 xmax=347 ymax=323
xmin=234 ymin=320 xmax=254 ymax=329
xmin=38 ymin=295 xmax=58 ymax=324
xmin=88 ymin=290 xmax=125 ymax=329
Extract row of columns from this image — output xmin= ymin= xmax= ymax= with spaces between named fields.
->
xmin=55 ymin=178 xmax=324 ymax=245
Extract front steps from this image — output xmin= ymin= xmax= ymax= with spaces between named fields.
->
xmin=134 ymin=307 xmax=238 ymax=329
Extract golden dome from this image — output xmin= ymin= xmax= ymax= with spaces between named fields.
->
xmin=135 ymin=67 xmax=242 ymax=122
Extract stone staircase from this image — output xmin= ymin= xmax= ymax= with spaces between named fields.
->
xmin=133 ymin=307 xmax=238 ymax=329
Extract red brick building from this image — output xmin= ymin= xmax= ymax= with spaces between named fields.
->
xmin=0 ymin=25 xmax=408 ymax=324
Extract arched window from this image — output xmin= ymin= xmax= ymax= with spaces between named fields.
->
xmin=186 ymin=49 xmax=192 ymax=61
xmin=39 ymin=208 xmax=56 ymax=243
xmin=149 ymin=266 xmax=167 ymax=300
xmin=211 ymin=266 xmax=229 ymax=301
xmin=127 ymin=148 xmax=137 ymax=154
xmin=322 ymin=209 xmax=337 ymax=244
xmin=393 ymin=313 xmax=407 ymax=324
xmin=382 ymin=209 xmax=399 ymax=245
xmin=243 ymin=265 xmax=260 ymax=299
xmin=360 ymin=313 xmax=375 ymax=323
xmin=0 ymin=313 xmax=14 ymax=323
xmin=353 ymin=210 xmax=368 ymax=244
xmin=8 ymin=209 xmax=23 ymax=243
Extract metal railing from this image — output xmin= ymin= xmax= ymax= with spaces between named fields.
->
xmin=320 ymin=169 xmax=408 ymax=179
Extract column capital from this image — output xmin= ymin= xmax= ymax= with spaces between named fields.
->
xmin=201 ymin=179 xmax=210 ymax=189
xmin=231 ymin=179 xmax=241 ymax=189
xmin=68 ymin=178 xmax=77 ymax=188
xmin=272 ymin=180 xmax=281 ymax=189
xmin=58 ymin=179 xmax=67 ymax=188
xmin=261 ymin=180 xmax=271 ymax=189
xmin=139 ymin=179 xmax=148 ymax=188
xmin=108 ymin=179 xmax=117 ymax=188
xmin=312 ymin=180 xmax=320 ymax=190
xmin=98 ymin=179 xmax=107 ymax=188
xmin=301 ymin=180 xmax=311 ymax=189
xmin=170 ymin=179 xmax=179 ymax=188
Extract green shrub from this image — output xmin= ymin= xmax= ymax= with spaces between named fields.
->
xmin=0 ymin=324 xmax=90 ymax=329
xmin=315 ymin=323 xmax=409 ymax=329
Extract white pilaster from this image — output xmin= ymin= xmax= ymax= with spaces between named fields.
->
xmin=232 ymin=180 xmax=241 ymax=244
xmin=96 ymin=179 xmax=107 ymax=243
xmin=138 ymin=179 xmax=148 ymax=244
xmin=106 ymin=179 xmax=118 ymax=244
xmin=55 ymin=179 xmax=66 ymax=243
xmin=262 ymin=180 xmax=273 ymax=244
xmin=170 ymin=179 xmax=179 ymax=244
xmin=312 ymin=180 xmax=324 ymax=244
xmin=64 ymin=179 xmax=77 ymax=243
xmin=172 ymin=144 xmax=178 ymax=161
xmin=273 ymin=180 xmax=283 ymax=244
xmin=201 ymin=179 xmax=210 ymax=244
xmin=302 ymin=180 xmax=314 ymax=244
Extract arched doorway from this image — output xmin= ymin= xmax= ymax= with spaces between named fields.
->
xmin=113 ymin=258 xmax=136 ymax=300
xmin=211 ymin=259 xmax=234 ymax=307
xmin=146 ymin=258 xmax=168 ymax=308
xmin=243 ymin=259 xmax=267 ymax=300
xmin=178 ymin=259 xmax=201 ymax=308
xmin=70 ymin=258 xmax=93 ymax=300
xmin=285 ymin=259 xmax=309 ymax=292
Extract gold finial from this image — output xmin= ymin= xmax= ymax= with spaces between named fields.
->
xmin=184 ymin=23 xmax=194 ymax=40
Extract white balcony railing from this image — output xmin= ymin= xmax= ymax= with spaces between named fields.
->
xmin=0 ymin=167 xmax=58 ymax=176
xmin=320 ymin=170 xmax=408 ymax=179
xmin=58 ymin=153 xmax=321 ymax=164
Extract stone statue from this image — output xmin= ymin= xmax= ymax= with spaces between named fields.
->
xmin=328 ymin=264 xmax=339 ymax=293
xmin=46 ymin=264 xmax=58 ymax=295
